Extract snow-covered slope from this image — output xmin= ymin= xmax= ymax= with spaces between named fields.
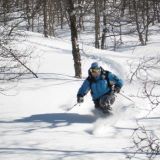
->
xmin=0 ymin=31 xmax=160 ymax=160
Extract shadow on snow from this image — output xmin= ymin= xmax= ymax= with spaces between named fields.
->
xmin=1 ymin=147 xmax=160 ymax=158
xmin=0 ymin=113 xmax=97 ymax=128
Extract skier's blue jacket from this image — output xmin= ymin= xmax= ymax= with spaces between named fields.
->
xmin=77 ymin=68 xmax=123 ymax=100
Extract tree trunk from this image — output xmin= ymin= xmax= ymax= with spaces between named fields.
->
xmin=67 ymin=0 xmax=82 ymax=78
xmin=133 ymin=0 xmax=145 ymax=45
xmin=31 ymin=0 xmax=34 ymax=32
xmin=43 ymin=0 xmax=48 ymax=37
xmin=25 ymin=0 xmax=31 ymax=31
xmin=60 ymin=0 xmax=64 ymax=29
xmin=94 ymin=0 xmax=100 ymax=48
xmin=157 ymin=2 xmax=160 ymax=23
xmin=145 ymin=0 xmax=149 ymax=43
xmin=101 ymin=0 xmax=107 ymax=49
xmin=48 ymin=0 xmax=55 ymax=36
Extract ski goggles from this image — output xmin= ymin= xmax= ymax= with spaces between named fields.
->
xmin=90 ymin=68 xmax=101 ymax=73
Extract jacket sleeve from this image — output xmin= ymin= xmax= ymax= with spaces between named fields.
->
xmin=77 ymin=79 xmax=91 ymax=97
xmin=108 ymin=72 xmax=123 ymax=88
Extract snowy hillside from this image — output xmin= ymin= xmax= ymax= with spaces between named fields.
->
xmin=0 ymin=29 xmax=160 ymax=160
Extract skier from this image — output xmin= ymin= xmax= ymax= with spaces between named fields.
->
xmin=77 ymin=62 xmax=123 ymax=113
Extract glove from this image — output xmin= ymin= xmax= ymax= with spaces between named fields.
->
xmin=77 ymin=96 xmax=84 ymax=103
xmin=114 ymin=86 xmax=121 ymax=93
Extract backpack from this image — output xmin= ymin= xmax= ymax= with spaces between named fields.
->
xmin=87 ymin=67 xmax=112 ymax=89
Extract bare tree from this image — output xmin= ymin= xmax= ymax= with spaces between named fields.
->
xmin=22 ymin=0 xmax=42 ymax=31
xmin=0 ymin=0 xmax=38 ymax=92
xmin=66 ymin=0 xmax=82 ymax=78
xmin=129 ymin=56 xmax=160 ymax=113
xmin=126 ymin=124 xmax=160 ymax=160
xmin=128 ymin=0 xmax=152 ymax=45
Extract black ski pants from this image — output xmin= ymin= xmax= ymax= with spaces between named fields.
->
xmin=93 ymin=92 xmax=115 ymax=109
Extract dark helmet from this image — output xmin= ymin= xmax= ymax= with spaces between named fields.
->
xmin=90 ymin=62 xmax=100 ymax=69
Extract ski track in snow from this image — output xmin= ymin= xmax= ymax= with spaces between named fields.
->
xmin=26 ymin=33 xmax=126 ymax=79
xmin=82 ymin=51 xmax=125 ymax=78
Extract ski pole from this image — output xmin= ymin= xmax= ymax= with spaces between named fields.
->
xmin=119 ymin=92 xmax=135 ymax=103
xmin=67 ymin=103 xmax=80 ymax=112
